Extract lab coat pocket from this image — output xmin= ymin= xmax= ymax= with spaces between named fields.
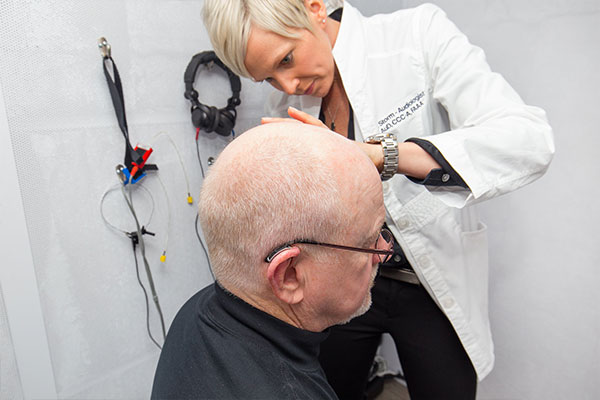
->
xmin=460 ymin=222 xmax=488 ymax=276
xmin=459 ymin=222 xmax=490 ymax=327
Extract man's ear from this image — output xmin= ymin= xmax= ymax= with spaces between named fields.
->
xmin=266 ymin=246 xmax=305 ymax=305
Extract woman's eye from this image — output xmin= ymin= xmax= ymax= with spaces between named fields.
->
xmin=281 ymin=53 xmax=293 ymax=65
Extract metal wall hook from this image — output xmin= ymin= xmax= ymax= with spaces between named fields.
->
xmin=98 ymin=37 xmax=111 ymax=58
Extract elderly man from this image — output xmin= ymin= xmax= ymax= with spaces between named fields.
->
xmin=151 ymin=122 xmax=393 ymax=399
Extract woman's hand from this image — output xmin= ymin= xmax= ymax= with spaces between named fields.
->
xmin=356 ymin=142 xmax=385 ymax=172
xmin=261 ymin=106 xmax=386 ymax=172
xmin=360 ymin=140 xmax=441 ymax=179
xmin=261 ymin=106 xmax=328 ymax=130
xmin=262 ymin=107 xmax=441 ymax=179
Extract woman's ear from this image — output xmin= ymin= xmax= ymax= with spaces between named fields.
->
xmin=304 ymin=0 xmax=327 ymax=23
xmin=266 ymin=246 xmax=305 ymax=305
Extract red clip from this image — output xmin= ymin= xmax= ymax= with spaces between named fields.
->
xmin=130 ymin=146 xmax=153 ymax=178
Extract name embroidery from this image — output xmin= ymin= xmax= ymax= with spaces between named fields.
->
xmin=378 ymin=91 xmax=425 ymax=133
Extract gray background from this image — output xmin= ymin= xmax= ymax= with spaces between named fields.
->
xmin=0 ymin=0 xmax=598 ymax=399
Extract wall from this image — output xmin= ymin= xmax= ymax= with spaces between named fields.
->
xmin=444 ymin=2 xmax=599 ymax=399
xmin=0 ymin=0 xmax=269 ymax=398
xmin=1 ymin=0 xmax=598 ymax=399
xmin=354 ymin=1 xmax=600 ymax=399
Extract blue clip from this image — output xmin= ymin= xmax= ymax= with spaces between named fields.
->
xmin=115 ymin=164 xmax=130 ymax=185
xmin=115 ymin=164 xmax=146 ymax=186
xmin=130 ymin=171 xmax=146 ymax=184
xmin=116 ymin=164 xmax=129 ymax=185
xmin=122 ymin=167 xmax=132 ymax=185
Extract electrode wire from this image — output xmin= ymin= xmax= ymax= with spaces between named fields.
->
xmin=151 ymin=131 xmax=192 ymax=200
xmin=121 ymin=184 xmax=167 ymax=341
xmin=132 ymin=246 xmax=162 ymax=350
xmin=195 ymin=212 xmax=214 ymax=281
xmin=100 ymin=183 xmax=154 ymax=235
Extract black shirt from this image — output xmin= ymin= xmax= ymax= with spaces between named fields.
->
xmin=151 ymin=283 xmax=337 ymax=400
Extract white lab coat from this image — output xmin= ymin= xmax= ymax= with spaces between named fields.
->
xmin=266 ymin=2 xmax=554 ymax=380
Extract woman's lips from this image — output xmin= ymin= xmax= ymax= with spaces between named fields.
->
xmin=304 ymin=80 xmax=315 ymax=96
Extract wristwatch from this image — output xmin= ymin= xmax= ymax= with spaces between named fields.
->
xmin=365 ymin=133 xmax=398 ymax=181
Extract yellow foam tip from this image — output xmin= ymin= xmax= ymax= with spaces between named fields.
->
xmin=160 ymin=254 xmax=166 ymax=262
xmin=187 ymin=196 xmax=193 ymax=204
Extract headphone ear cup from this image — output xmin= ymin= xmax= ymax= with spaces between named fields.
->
xmin=191 ymin=104 xmax=209 ymax=129
xmin=207 ymin=106 xmax=220 ymax=133
xmin=215 ymin=109 xmax=236 ymax=136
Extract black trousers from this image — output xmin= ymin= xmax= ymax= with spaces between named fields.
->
xmin=319 ymin=275 xmax=477 ymax=400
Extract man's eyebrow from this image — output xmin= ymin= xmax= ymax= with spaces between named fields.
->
xmin=374 ymin=222 xmax=387 ymax=243
xmin=362 ymin=224 xmax=384 ymax=247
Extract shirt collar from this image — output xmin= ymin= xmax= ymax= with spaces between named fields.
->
xmin=213 ymin=282 xmax=330 ymax=370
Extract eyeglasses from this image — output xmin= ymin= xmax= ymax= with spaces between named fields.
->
xmin=264 ymin=228 xmax=395 ymax=264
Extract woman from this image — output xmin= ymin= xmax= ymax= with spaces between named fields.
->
xmin=202 ymin=1 xmax=554 ymax=399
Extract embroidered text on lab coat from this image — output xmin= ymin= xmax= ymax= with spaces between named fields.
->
xmin=378 ymin=91 xmax=425 ymax=133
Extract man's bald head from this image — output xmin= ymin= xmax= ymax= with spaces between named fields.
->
xmin=199 ymin=122 xmax=378 ymax=293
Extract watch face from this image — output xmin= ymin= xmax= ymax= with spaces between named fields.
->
xmin=366 ymin=133 xmax=396 ymax=144
xmin=366 ymin=134 xmax=383 ymax=143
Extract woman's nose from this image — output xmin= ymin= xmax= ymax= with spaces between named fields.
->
xmin=275 ymin=73 xmax=299 ymax=95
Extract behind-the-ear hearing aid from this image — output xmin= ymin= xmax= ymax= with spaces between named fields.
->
xmin=183 ymin=51 xmax=241 ymax=136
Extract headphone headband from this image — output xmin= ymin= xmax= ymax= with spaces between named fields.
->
xmin=184 ymin=52 xmax=241 ymax=96
xmin=184 ymin=51 xmax=241 ymax=136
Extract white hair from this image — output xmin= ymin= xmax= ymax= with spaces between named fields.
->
xmin=199 ymin=124 xmax=355 ymax=293
xmin=202 ymin=0 xmax=317 ymax=78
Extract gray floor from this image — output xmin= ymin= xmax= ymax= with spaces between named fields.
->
xmin=375 ymin=378 xmax=410 ymax=400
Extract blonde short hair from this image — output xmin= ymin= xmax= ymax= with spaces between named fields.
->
xmin=202 ymin=0 xmax=316 ymax=78
xmin=198 ymin=124 xmax=356 ymax=293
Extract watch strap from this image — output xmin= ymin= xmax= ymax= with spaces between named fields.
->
xmin=380 ymin=135 xmax=398 ymax=181
xmin=366 ymin=133 xmax=398 ymax=181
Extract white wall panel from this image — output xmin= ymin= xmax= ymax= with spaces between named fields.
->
xmin=0 ymin=0 xmax=270 ymax=398
xmin=1 ymin=0 xmax=598 ymax=399
xmin=0 ymin=65 xmax=55 ymax=399
xmin=358 ymin=1 xmax=600 ymax=398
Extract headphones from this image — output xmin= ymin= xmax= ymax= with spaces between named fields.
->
xmin=184 ymin=51 xmax=242 ymax=136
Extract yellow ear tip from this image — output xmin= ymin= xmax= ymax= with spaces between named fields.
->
xmin=160 ymin=254 xmax=166 ymax=262
xmin=187 ymin=196 xmax=193 ymax=204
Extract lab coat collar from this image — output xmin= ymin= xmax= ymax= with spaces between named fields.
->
xmin=332 ymin=2 xmax=377 ymax=138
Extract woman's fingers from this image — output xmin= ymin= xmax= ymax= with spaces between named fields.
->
xmin=287 ymin=106 xmax=328 ymax=129
xmin=261 ymin=106 xmax=328 ymax=130
xmin=260 ymin=117 xmax=300 ymax=124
